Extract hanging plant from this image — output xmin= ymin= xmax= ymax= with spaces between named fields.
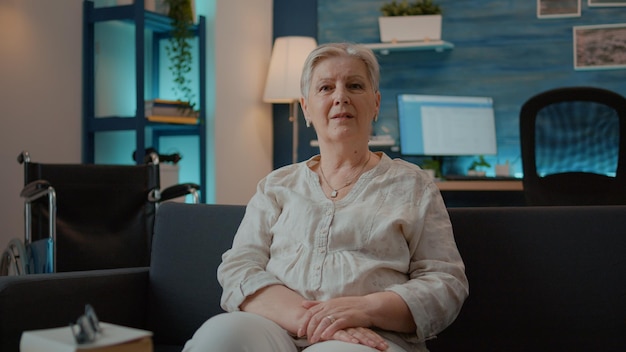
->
xmin=164 ymin=0 xmax=196 ymax=114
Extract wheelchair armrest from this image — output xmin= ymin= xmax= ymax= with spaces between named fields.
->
xmin=0 ymin=267 xmax=149 ymax=352
xmin=161 ymin=183 xmax=201 ymax=202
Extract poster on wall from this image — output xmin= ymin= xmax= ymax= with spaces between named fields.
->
xmin=588 ymin=0 xmax=626 ymax=7
xmin=538 ymin=0 xmax=581 ymax=18
xmin=574 ymin=23 xmax=626 ymax=70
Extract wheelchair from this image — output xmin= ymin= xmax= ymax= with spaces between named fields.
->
xmin=0 ymin=151 xmax=200 ymax=275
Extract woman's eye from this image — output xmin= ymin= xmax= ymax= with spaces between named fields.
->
xmin=319 ymin=85 xmax=332 ymax=92
xmin=349 ymin=83 xmax=364 ymax=89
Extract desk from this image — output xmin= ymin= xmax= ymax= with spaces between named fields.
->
xmin=436 ymin=180 xmax=523 ymax=191
xmin=435 ymin=180 xmax=526 ymax=207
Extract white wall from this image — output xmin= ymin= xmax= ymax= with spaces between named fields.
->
xmin=214 ymin=0 xmax=274 ymax=204
xmin=0 ymin=0 xmax=273 ymax=251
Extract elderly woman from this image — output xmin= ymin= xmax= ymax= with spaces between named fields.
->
xmin=183 ymin=42 xmax=468 ymax=352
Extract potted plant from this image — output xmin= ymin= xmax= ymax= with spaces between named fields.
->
xmin=422 ymin=158 xmax=442 ymax=179
xmin=163 ymin=0 xmax=197 ymax=114
xmin=378 ymin=0 xmax=443 ymax=43
xmin=467 ymin=155 xmax=491 ymax=177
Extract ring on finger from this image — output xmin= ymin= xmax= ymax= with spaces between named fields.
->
xmin=326 ymin=315 xmax=336 ymax=324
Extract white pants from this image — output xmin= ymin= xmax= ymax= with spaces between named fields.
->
xmin=182 ymin=312 xmax=409 ymax=352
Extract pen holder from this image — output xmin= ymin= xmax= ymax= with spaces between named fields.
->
xmin=495 ymin=164 xmax=510 ymax=177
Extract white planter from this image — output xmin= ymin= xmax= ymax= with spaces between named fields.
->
xmin=378 ymin=15 xmax=442 ymax=43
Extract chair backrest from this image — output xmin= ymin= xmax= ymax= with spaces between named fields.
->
xmin=23 ymin=161 xmax=160 ymax=272
xmin=146 ymin=202 xmax=246 ymax=346
xmin=519 ymin=86 xmax=626 ymax=205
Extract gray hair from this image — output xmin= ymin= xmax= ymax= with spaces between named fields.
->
xmin=300 ymin=43 xmax=380 ymax=98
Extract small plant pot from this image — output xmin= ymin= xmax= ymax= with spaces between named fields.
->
xmin=378 ymin=15 xmax=442 ymax=43
xmin=467 ymin=170 xmax=486 ymax=177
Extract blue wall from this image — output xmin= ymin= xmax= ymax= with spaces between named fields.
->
xmin=272 ymin=0 xmax=318 ymax=169
xmin=274 ymin=0 xmax=626 ymax=176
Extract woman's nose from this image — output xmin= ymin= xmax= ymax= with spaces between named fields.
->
xmin=333 ymin=89 xmax=350 ymax=105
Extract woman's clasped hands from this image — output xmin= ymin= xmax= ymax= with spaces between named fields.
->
xmin=297 ymin=297 xmax=389 ymax=351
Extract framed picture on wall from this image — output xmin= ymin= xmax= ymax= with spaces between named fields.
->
xmin=588 ymin=0 xmax=626 ymax=7
xmin=538 ymin=0 xmax=581 ymax=18
xmin=574 ymin=23 xmax=626 ymax=70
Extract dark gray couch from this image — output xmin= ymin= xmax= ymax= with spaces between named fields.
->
xmin=1 ymin=202 xmax=625 ymax=352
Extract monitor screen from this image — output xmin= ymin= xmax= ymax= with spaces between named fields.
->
xmin=397 ymin=94 xmax=498 ymax=156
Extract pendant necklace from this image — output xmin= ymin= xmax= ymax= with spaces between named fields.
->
xmin=319 ymin=152 xmax=372 ymax=198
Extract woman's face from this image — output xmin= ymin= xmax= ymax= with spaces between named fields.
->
xmin=301 ymin=56 xmax=380 ymax=145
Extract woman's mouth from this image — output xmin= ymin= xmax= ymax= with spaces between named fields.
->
xmin=331 ymin=112 xmax=354 ymax=119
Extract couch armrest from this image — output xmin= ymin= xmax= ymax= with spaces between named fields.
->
xmin=0 ymin=267 xmax=149 ymax=352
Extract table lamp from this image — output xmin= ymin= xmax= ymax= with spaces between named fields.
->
xmin=263 ymin=36 xmax=317 ymax=164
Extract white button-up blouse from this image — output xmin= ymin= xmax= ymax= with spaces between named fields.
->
xmin=218 ymin=152 xmax=469 ymax=350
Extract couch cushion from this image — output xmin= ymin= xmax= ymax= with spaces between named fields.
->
xmin=428 ymin=205 xmax=626 ymax=351
xmin=147 ymin=202 xmax=246 ymax=347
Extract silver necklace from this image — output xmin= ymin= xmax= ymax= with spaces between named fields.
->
xmin=319 ymin=152 xmax=372 ymax=198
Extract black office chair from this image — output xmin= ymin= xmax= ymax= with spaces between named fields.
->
xmin=0 ymin=151 xmax=200 ymax=275
xmin=519 ymin=86 xmax=626 ymax=205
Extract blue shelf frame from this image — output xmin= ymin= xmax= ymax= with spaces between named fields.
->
xmin=82 ymin=0 xmax=206 ymax=202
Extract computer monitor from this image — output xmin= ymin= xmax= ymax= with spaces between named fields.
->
xmin=397 ymin=94 xmax=497 ymax=156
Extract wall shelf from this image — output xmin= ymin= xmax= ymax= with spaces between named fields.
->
xmin=362 ymin=40 xmax=454 ymax=55
xmin=310 ymin=139 xmax=399 ymax=152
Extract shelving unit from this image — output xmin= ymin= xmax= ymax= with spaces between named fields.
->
xmin=82 ymin=0 xmax=206 ymax=202
xmin=363 ymin=40 xmax=454 ymax=55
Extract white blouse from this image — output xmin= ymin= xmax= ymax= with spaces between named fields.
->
xmin=218 ymin=152 xmax=468 ymax=350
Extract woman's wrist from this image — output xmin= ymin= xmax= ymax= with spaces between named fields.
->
xmin=364 ymin=291 xmax=415 ymax=333
xmin=241 ymin=285 xmax=309 ymax=334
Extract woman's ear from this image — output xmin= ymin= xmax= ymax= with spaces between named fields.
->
xmin=373 ymin=91 xmax=381 ymax=123
xmin=300 ymin=96 xmax=311 ymax=127
xmin=300 ymin=96 xmax=307 ymax=116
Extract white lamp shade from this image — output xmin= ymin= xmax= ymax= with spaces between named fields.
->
xmin=263 ymin=36 xmax=318 ymax=103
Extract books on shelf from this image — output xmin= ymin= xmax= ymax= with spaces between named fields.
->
xmin=145 ymin=99 xmax=199 ymax=125
xmin=20 ymin=322 xmax=153 ymax=352
xmin=146 ymin=115 xmax=199 ymax=125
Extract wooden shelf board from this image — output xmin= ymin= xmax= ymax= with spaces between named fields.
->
xmin=362 ymin=40 xmax=454 ymax=54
